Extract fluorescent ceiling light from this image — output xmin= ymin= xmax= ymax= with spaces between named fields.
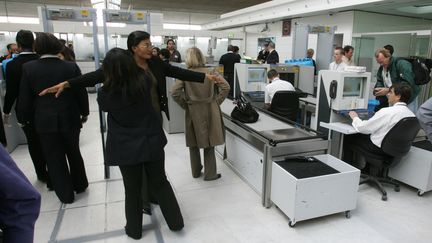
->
xmin=83 ymin=21 xmax=126 ymax=27
xmin=163 ymin=23 xmax=201 ymax=30
xmin=0 ymin=16 xmax=39 ymax=24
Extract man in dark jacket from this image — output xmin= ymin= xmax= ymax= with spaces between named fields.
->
xmin=266 ymin=42 xmax=279 ymax=64
xmin=374 ymin=48 xmax=419 ymax=112
xmin=219 ymin=45 xmax=240 ymax=98
xmin=2 ymin=30 xmax=49 ymax=184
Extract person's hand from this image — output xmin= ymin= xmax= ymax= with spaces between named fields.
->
xmin=80 ymin=115 xmax=88 ymax=124
xmin=39 ymin=81 xmax=70 ymax=98
xmin=206 ymin=73 xmax=227 ymax=84
xmin=374 ymin=87 xmax=389 ymax=97
xmin=2 ymin=113 xmax=11 ymax=127
xmin=349 ymin=111 xmax=359 ymax=119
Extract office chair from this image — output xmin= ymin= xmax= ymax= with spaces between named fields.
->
xmin=268 ymin=91 xmax=300 ymax=121
xmin=349 ymin=117 xmax=420 ymax=201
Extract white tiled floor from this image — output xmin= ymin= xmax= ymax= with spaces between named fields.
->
xmin=10 ymin=93 xmax=432 ymax=243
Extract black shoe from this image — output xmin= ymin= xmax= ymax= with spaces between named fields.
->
xmin=75 ymin=187 xmax=87 ymax=194
xmin=204 ymin=174 xmax=221 ymax=181
xmin=168 ymin=223 xmax=184 ymax=231
xmin=125 ymin=226 xmax=142 ymax=240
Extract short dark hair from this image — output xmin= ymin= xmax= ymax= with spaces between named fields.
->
xmin=384 ymin=44 xmax=394 ymax=55
xmin=227 ymin=45 xmax=234 ymax=52
xmin=233 ymin=46 xmax=239 ymax=53
xmin=102 ymin=48 xmax=147 ymax=102
xmin=127 ymin=31 xmax=150 ymax=54
xmin=6 ymin=43 xmax=15 ymax=50
xmin=167 ymin=39 xmax=175 ymax=45
xmin=59 ymin=46 xmax=75 ymax=62
xmin=34 ymin=32 xmax=63 ymax=55
xmin=159 ymin=48 xmax=170 ymax=59
xmin=267 ymin=69 xmax=279 ymax=79
xmin=59 ymin=39 xmax=67 ymax=46
xmin=152 ymin=47 xmax=160 ymax=55
xmin=390 ymin=83 xmax=411 ymax=103
xmin=343 ymin=45 xmax=354 ymax=53
xmin=16 ymin=30 xmax=34 ymax=49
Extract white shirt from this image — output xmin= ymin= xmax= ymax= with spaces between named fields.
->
xmin=382 ymin=68 xmax=392 ymax=87
xmin=264 ymin=78 xmax=296 ymax=103
xmin=351 ymin=102 xmax=415 ymax=147
xmin=329 ymin=61 xmax=347 ymax=71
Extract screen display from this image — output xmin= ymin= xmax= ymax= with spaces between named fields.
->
xmin=343 ymin=77 xmax=363 ymax=97
xmin=248 ymin=68 xmax=267 ymax=83
xmin=279 ymin=73 xmax=295 ymax=85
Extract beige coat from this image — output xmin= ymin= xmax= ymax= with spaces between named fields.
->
xmin=171 ymin=67 xmax=230 ymax=148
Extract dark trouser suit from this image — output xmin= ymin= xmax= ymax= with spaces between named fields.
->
xmin=119 ymin=156 xmax=183 ymax=239
xmin=38 ymin=129 xmax=88 ymax=203
xmin=21 ymin=123 xmax=48 ymax=181
xmin=343 ymin=133 xmax=384 ymax=171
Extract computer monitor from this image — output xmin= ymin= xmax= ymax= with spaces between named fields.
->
xmin=342 ymin=77 xmax=364 ymax=98
xmin=278 ymin=72 xmax=295 ymax=86
xmin=234 ymin=63 xmax=270 ymax=97
xmin=317 ymin=70 xmax=371 ymax=111
xmin=248 ymin=67 xmax=267 ymax=83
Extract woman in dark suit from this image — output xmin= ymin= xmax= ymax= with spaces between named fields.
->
xmin=98 ymin=48 xmax=182 ymax=239
xmin=18 ymin=33 xmax=89 ymax=204
xmin=39 ymin=31 xmax=224 ymax=210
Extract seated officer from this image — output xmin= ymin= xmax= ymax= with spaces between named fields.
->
xmin=264 ymin=69 xmax=295 ymax=108
xmin=343 ymin=83 xmax=415 ymax=167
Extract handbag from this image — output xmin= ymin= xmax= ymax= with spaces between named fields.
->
xmin=230 ymin=96 xmax=259 ymax=123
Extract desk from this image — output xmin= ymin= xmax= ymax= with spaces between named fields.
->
xmin=320 ymin=122 xmax=357 ymax=159
xmin=299 ymin=96 xmax=316 ymax=126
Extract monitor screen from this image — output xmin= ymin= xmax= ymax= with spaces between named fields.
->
xmin=279 ymin=72 xmax=295 ymax=85
xmin=248 ymin=67 xmax=267 ymax=83
xmin=343 ymin=77 xmax=363 ymax=97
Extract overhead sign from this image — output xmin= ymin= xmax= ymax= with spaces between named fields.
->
xmin=46 ymin=8 xmax=94 ymax=21
xmin=104 ymin=10 xmax=147 ymax=24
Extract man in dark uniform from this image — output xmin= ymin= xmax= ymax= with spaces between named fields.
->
xmin=2 ymin=30 xmax=49 ymax=185
xmin=266 ymin=42 xmax=279 ymax=64
xmin=219 ymin=45 xmax=240 ymax=99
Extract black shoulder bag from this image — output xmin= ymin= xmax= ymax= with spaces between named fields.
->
xmin=230 ymin=96 xmax=259 ymax=123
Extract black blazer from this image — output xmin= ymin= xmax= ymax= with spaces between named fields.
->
xmin=98 ymin=77 xmax=166 ymax=166
xmin=219 ymin=52 xmax=241 ymax=77
xmin=69 ymin=56 xmax=205 ymax=119
xmin=266 ymin=50 xmax=279 ymax=64
xmin=3 ymin=53 xmax=39 ymax=114
xmin=17 ymin=58 xmax=89 ymax=133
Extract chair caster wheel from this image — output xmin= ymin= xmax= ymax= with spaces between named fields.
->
xmin=381 ymin=195 xmax=387 ymax=201
xmin=288 ymin=220 xmax=296 ymax=227
xmin=417 ymin=190 xmax=425 ymax=196
xmin=345 ymin=211 xmax=351 ymax=219
xmin=394 ymin=186 xmax=400 ymax=192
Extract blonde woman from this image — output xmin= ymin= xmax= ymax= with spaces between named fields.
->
xmin=171 ymin=47 xmax=230 ymax=181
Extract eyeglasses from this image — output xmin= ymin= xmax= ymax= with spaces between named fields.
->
xmin=139 ymin=42 xmax=152 ymax=48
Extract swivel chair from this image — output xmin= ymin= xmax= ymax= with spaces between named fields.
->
xmin=268 ymin=91 xmax=300 ymax=121
xmin=349 ymin=117 xmax=420 ymax=201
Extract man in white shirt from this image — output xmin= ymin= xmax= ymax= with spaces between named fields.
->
xmin=343 ymin=83 xmax=415 ymax=166
xmin=264 ymin=69 xmax=296 ymax=107
xmin=329 ymin=47 xmax=347 ymax=71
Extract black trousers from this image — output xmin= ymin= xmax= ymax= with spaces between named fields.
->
xmin=38 ymin=129 xmax=88 ymax=203
xmin=22 ymin=124 xmax=48 ymax=181
xmin=343 ymin=133 xmax=384 ymax=169
xmin=119 ymin=157 xmax=183 ymax=238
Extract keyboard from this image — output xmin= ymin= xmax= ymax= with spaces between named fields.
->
xmin=338 ymin=109 xmax=372 ymax=120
